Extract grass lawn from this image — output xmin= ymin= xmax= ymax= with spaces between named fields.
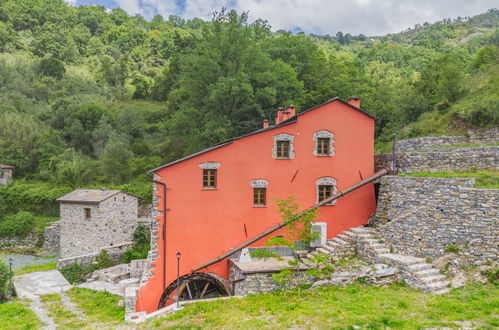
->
xmin=40 ymin=293 xmax=86 ymax=329
xmin=33 ymin=216 xmax=59 ymax=233
xmin=0 ymin=300 xmax=41 ymax=329
xmin=14 ymin=261 xmax=57 ymax=276
xmin=66 ymin=287 xmax=125 ymax=325
xmin=425 ymin=142 xmax=499 ymax=150
xmin=399 ymin=170 xmax=499 ymax=189
xmin=146 ymin=283 xmax=498 ymax=329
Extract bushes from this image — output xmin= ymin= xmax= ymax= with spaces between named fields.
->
xmin=122 ymin=224 xmax=150 ymax=263
xmin=60 ymin=250 xmax=114 ymax=284
xmin=0 ymin=259 xmax=11 ymax=301
xmin=0 ymin=211 xmax=35 ymax=237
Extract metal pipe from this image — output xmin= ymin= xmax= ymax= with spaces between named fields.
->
xmin=192 ymin=167 xmax=390 ymax=272
xmin=150 ymin=179 xmax=167 ymax=290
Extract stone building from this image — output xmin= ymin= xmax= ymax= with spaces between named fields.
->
xmin=0 ymin=164 xmax=13 ymax=186
xmin=56 ymin=189 xmax=139 ymax=258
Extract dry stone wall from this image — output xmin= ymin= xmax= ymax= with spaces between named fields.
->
xmin=395 ymin=127 xmax=498 ymax=152
xmin=43 ymin=221 xmax=60 ymax=254
xmin=59 ymin=192 xmax=138 ymax=258
xmin=375 ymin=146 xmax=498 ymax=173
xmin=373 ymin=176 xmax=498 ymax=265
xmin=0 ymin=233 xmax=43 ymax=249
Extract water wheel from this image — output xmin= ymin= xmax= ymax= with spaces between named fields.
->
xmin=158 ymin=273 xmax=229 ymax=308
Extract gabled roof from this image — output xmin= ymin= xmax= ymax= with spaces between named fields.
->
xmin=150 ymin=97 xmax=376 ymax=173
xmin=0 ymin=164 xmax=13 ymax=169
xmin=56 ymin=189 xmax=138 ymax=204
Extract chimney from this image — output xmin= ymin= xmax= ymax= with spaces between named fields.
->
xmin=286 ymin=105 xmax=296 ymax=118
xmin=275 ymin=107 xmax=285 ymax=125
xmin=263 ymin=119 xmax=269 ymax=128
xmin=348 ymin=97 xmax=360 ymax=108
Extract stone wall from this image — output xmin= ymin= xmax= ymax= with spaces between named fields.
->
xmin=375 ymin=146 xmax=498 ymax=173
xmin=59 ymin=192 xmax=138 ymax=258
xmin=43 ymin=221 xmax=60 ymax=254
xmin=0 ymin=232 xmax=43 ymax=249
xmin=57 ymin=241 xmax=133 ymax=268
xmin=372 ymin=176 xmax=498 ymax=265
xmin=395 ymin=127 xmax=498 ymax=152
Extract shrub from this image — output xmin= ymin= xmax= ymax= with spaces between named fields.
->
xmin=444 ymin=244 xmax=460 ymax=253
xmin=0 ymin=211 xmax=35 ymax=237
xmin=60 ymin=263 xmax=87 ymax=284
xmin=122 ymin=224 xmax=150 ymax=263
xmin=0 ymin=259 xmax=12 ymax=301
xmin=481 ymin=268 xmax=498 ymax=285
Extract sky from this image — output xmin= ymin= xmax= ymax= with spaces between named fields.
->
xmin=69 ymin=0 xmax=497 ymax=36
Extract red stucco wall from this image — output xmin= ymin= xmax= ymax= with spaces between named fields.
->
xmin=136 ymin=99 xmax=376 ymax=313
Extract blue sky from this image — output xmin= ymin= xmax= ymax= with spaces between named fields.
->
xmin=68 ymin=0 xmax=497 ymax=36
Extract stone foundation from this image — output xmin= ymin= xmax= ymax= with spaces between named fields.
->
xmin=0 ymin=233 xmax=43 ymax=250
xmin=43 ymin=221 xmax=60 ymax=254
xmin=372 ymin=176 xmax=498 ymax=265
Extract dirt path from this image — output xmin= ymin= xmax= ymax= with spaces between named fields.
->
xmin=28 ymin=297 xmax=57 ymax=330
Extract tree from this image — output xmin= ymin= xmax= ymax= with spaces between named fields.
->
xmin=38 ymin=57 xmax=65 ymax=78
xmin=100 ymin=133 xmax=133 ymax=184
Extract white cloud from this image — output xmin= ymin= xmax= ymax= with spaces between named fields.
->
xmin=112 ymin=0 xmax=498 ymax=35
xmin=65 ymin=0 xmax=78 ymax=6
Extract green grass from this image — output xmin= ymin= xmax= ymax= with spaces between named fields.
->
xmin=66 ymin=287 xmax=124 ymax=324
xmin=40 ymin=294 xmax=86 ymax=329
xmin=426 ymin=142 xmax=499 ymax=150
xmin=399 ymin=170 xmax=499 ymax=189
xmin=146 ymin=284 xmax=498 ymax=329
xmin=14 ymin=261 xmax=57 ymax=276
xmin=0 ymin=300 xmax=41 ymax=329
xmin=33 ymin=216 xmax=59 ymax=233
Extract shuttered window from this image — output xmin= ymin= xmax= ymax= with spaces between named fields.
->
xmin=203 ymin=169 xmax=217 ymax=188
xmin=253 ymin=188 xmax=266 ymax=206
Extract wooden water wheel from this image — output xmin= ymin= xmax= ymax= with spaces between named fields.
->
xmin=158 ymin=273 xmax=229 ymax=308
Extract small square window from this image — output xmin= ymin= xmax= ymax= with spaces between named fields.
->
xmin=84 ymin=208 xmax=92 ymax=219
xmin=276 ymin=140 xmax=290 ymax=158
xmin=317 ymin=138 xmax=330 ymax=155
xmin=253 ymin=188 xmax=266 ymax=206
xmin=318 ymin=185 xmax=333 ymax=203
xmin=203 ymin=169 xmax=217 ymax=188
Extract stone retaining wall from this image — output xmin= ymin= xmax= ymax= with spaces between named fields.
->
xmin=0 ymin=233 xmax=43 ymax=250
xmin=375 ymin=146 xmax=498 ymax=173
xmin=57 ymin=241 xmax=133 ymax=268
xmin=43 ymin=221 xmax=60 ymax=254
xmin=395 ymin=127 xmax=498 ymax=152
xmin=372 ymin=176 xmax=498 ymax=265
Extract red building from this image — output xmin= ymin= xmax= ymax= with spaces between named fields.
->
xmin=136 ymin=97 xmax=377 ymax=313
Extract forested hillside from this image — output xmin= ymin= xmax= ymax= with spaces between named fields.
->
xmin=0 ymin=0 xmax=497 ymax=206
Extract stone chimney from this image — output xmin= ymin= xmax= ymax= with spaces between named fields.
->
xmin=263 ymin=119 xmax=269 ymax=128
xmin=348 ymin=97 xmax=360 ymax=108
xmin=275 ymin=105 xmax=297 ymax=125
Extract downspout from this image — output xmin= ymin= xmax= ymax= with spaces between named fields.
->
xmin=150 ymin=179 xmax=167 ymax=291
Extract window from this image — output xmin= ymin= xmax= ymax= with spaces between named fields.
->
xmin=253 ymin=188 xmax=266 ymax=206
xmin=316 ymin=177 xmax=337 ymax=205
xmin=272 ymin=133 xmax=295 ymax=159
xmin=313 ymin=130 xmax=335 ymax=156
xmin=276 ymin=140 xmax=290 ymax=158
xmin=317 ymin=138 xmax=330 ymax=155
xmin=84 ymin=208 xmax=91 ymax=219
xmin=318 ymin=185 xmax=332 ymax=202
xmin=122 ymin=196 xmax=126 ymax=201
xmin=203 ymin=169 xmax=217 ymax=188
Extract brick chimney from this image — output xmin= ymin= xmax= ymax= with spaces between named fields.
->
xmin=275 ymin=105 xmax=297 ymax=125
xmin=348 ymin=97 xmax=360 ymax=108
xmin=263 ymin=119 xmax=269 ymax=128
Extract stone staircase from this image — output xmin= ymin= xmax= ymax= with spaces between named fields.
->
xmin=303 ymin=226 xmax=450 ymax=295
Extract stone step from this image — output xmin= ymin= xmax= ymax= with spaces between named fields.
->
xmin=379 ymin=254 xmax=426 ymax=266
xmin=407 ymin=263 xmax=432 ymax=272
xmin=337 ymin=233 xmax=354 ymax=242
xmin=362 ymin=238 xmax=381 ymax=244
xmin=342 ymin=231 xmax=358 ymax=239
xmin=371 ymin=243 xmax=387 ymax=249
xmin=374 ymin=248 xmax=390 ymax=254
xmin=413 ymin=268 xmax=441 ymax=278
xmin=317 ymin=247 xmax=332 ymax=255
xmin=419 ymin=275 xmax=447 ymax=284
xmin=331 ymin=237 xmax=348 ymax=245
xmin=425 ymin=281 xmax=449 ymax=292
xmin=326 ymin=241 xmax=342 ymax=248
xmin=350 ymin=227 xmax=374 ymax=233
xmin=433 ymin=288 xmax=451 ymax=295
xmin=319 ymin=245 xmax=336 ymax=254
